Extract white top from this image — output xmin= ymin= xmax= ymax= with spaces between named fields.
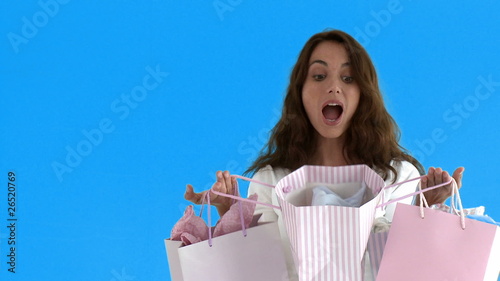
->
xmin=247 ymin=161 xmax=421 ymax=281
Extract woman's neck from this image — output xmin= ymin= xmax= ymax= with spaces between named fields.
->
xmin=309 ymin=136 xmax=348 ymax=167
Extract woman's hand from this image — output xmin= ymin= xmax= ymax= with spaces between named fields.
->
xmin=184 ymin=170 xmax=237 ymax=216
xmin=419 ymin=167 xmax=465 ymax=206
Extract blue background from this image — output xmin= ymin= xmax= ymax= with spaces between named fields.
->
xmin=1 ymin=1 xmax=499 ymax=280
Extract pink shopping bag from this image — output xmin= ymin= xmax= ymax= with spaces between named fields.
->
xmin=274 ymin=165 xmax=386 ymax=281
xmin=376 ymin=182 xmax=500 ymax=281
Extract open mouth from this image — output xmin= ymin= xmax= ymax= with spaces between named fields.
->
xmin=322 ymin=103 xmax=343 ymax=122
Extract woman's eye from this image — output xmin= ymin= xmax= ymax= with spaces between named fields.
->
xmin=313 ymin=74 xmax=326 ymax=81
xmin=342 ymin=76 xmax=354 ymax=83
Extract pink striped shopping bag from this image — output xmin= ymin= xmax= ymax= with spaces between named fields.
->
xmin=274 ymin=165 xmax=386 ymax=281
xmin=366 ymin=231 xmax=389 ymax=279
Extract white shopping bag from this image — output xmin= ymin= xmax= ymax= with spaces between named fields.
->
xmin=166 ymin=215 xmax=289 ymax=281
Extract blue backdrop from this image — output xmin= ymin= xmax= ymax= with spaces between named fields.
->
xmin=2 ymin=1 xmax=499 ymax=280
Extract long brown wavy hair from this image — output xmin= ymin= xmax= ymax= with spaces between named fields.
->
xmin=245 ymin=30 xmax=424 ymax=181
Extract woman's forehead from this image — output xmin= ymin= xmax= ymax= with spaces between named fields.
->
xmin=309 ymin=41 xmax=350 ymax=67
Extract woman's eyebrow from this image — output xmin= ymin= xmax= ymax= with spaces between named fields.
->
xmin=309 ymin=59 xmax=328 ymax=67
xmin=309 ymin=60 xmax=351 ymax=68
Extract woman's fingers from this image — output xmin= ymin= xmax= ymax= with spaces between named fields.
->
xmin=211 ymin=171 xmax=235 ymax=202
xmin=185 ymin=181 xmax=226 ymax=205
xmin=216 ymin=170 xmax=223 ymax=188
xmin=184 ymin=184 xmax=204 ymax=204
xmin=420 ymin=166 xmax=465 ymax=206
xmin=211 ymin=171 xmax=235 ymax=216
xmin=221 ymin=171 xmax=229 ymax=191
xmin=216 ymin=171 xmax=228 ymax=192
xmin=446 ymin=170 xmax=452 ymax=183
xmin=426 ymin=167 xmax=435 ymax=188
xmin=184 ymin=170 xmax=238 ymax=216
xmin=434 ymin=167 xmax=443 ymax=184
xmin=452 ymin=167 xmax=465 ymax=189
xmin=420 ymin=176 xmax=428 ymax=189
xmin=232 ymin=176 xmax=238 ymax=195
xmin=210 ymin=181 xmax=225 ymax=202
xmin=426 ymin=167 xmax=449 ymax=187
xmin=226 ymin=171 xmax=233 ymax=190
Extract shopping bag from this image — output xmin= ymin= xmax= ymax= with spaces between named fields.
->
xmin=166 ymin=180 xmax=289 ymax=281
xmin=366 ymin=230 xmax=389 ymax=280
xmin=365 ymin=178 xmax=459 ymax=281
xmin=209 ymin=167 xmax=451 ymax=281
xmin=165 ymin=215 xmax=288 ymax=281
xmin=376 ymin=181 xmax=500 ymax=281
xmin=274 ymin=164 xmax=386 ymax=281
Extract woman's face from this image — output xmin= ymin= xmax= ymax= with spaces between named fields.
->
xmin=302 ymin=41 xmax=361 ymax=142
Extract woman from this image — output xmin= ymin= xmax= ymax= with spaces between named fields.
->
xmin=185 ymin=29 xmax=464 ymax=279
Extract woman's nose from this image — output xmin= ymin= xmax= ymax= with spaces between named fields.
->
xmin=327 ymin=77 xmax=342 ymax=94
xmin=328 ymin=85 xmax=341 ymax=94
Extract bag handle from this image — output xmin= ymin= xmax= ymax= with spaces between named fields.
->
xmin=376 ymin=176 xmax=453 ymax=209
xmin=418 ymin=177 xmax=466 ymax=229
xmin=450 ymin=179 xmax=466 ymax=229
xmin=210 ymin=173 xmax=456 ymax=219
xmin=203 ymin=179 xmax=248 ymax=247
xmin=210 ymin=175 xmax=281 ymax=210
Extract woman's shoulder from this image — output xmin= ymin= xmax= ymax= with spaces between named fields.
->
xmin=392 ymin=160 xmax=419 ymax=172
xmin=388 ymin=160 xmax=421 ymax=182
xmin=252 ymin=165 xmax=291 ymax=185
